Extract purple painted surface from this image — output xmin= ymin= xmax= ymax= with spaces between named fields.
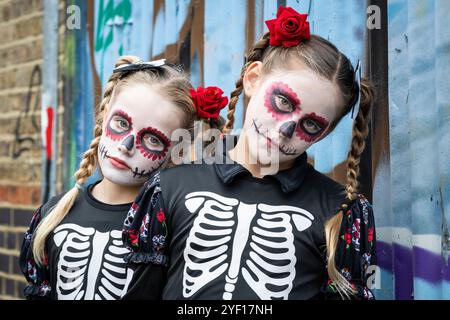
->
xmin=393 ymin=242 xmax=413 ymax=300
xmin=377 ymin=241 xmax=450 ymax=299
xmin=377 ymin=241 xmax=413 ymax=300
xmin=377 ymin=240 xmax=393 ymax=270
xmin=414 ymin=246 xmax=450 ymax=283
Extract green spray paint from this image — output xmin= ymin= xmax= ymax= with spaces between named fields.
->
xmin=95 ymin=0 xmax=132 ymax=82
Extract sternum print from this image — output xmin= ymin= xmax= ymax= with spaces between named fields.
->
xmin=224 ymin=203 xmax=257 ymax=300
xmin=183 ymin=192 xmax=314 ymax=300
xmin=84 ymin=231 xmax=109 ymax=300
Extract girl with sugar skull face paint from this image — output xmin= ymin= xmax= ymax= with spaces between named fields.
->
xmin=239 ymin=71 xmax=341 ymax=171
xmin=19 ymin=56 xmax=227 ymax=300
xmin=98 ymin=83 xmax=174 ymax=186
xmin=122 ymin=7 xmax=377 ymax=300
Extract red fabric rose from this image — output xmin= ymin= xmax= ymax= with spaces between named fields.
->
xmin=265 ymin=6 xmax=310 ymax=47
xmin=344 ymin=229 xmax=352 ymax=245
xmin=368 ymin=227 xmax=374 ymax=242
xmin=190 ymin=86 xmax=229 ymax=119
xmin=128 ymin=230 xmax=139 ymax=246
xmin=156 ymin=209 xmax=166 ymax=223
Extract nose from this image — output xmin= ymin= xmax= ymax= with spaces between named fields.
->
xmin=279 ymin=121 xmax=297 ymax=139
xmin=118 ymin=135 xmax=135 ymax=155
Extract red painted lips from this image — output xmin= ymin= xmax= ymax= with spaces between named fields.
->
xmin=108 ymin=156 xmax=131 ymax=170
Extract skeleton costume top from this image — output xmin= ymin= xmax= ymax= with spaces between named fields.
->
xmin=122 ymin=137 xmax=377 ymax=300
xmin=20 ymin=181 xmax=134 ymax=300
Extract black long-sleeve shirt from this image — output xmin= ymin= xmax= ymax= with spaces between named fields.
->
xmin=122 ymin=137 xmax=377 ymax=300
xmin=20 ymin=181 xmax=134 ymax=299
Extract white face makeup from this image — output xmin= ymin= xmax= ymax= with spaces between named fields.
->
xmin=242 ymin=67 xmax=342 ymax=166
xmin=98 ymin=83 xmax=182 ymax=187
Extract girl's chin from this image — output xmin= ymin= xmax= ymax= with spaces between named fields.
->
xmin=248 ymin=147 xmax=281 ymax=165
xmin=101 ymin=171 xmax=145 ymax=187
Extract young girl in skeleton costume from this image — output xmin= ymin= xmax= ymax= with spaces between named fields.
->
xmin=122 ymin=7 xmax=377 ymax=300
xmin=19 ymin=56 xmax=227 ymax=300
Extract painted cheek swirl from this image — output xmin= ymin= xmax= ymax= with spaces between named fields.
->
xmin=296 ymin=112 xmax=329 ymax=143
xmin=105 ymin=110 xmax=133 ymax=141
xmin=264 ymin=82 xmax=301 ymax=120
xmin=136 ymin=127 xmax=171 ymax=161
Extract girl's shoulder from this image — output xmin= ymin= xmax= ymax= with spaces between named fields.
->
xmin=40 ymin=187 xmax=82 ymax=219
xmin=306 ymin=164 xmax=346 ymax=194
xmin=305 ymin=165 xmax=347 ymax=216
xmin=159 ymin=162 xmax=218 ymax=182
xmin=40 ymin=194 xmax=64 ymax=218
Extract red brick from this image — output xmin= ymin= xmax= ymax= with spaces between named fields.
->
xmin=0 ymin=186 xmax=8 ymax=203
xmin=7 ymin=186 xmax=18 ymax=204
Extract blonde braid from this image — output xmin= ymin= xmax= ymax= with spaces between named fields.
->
xmin=345 ymin=79 xmax=373 ymax=200
xmin=325 ymin=78 xmax=374 ymax=298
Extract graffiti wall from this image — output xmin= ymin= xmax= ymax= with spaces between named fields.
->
xmin=66 ymin=0 xmax=367 ymax=183
xmin=62 ymin=0 xmax=450 ymax=299
xmin=375 ymin=0 xmax=450 ymax=300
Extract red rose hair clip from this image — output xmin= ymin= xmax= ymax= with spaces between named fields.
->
xmin=190 ymin=86 xmax=229 ymax=120
xmin=265 ymin=6 xmax=311 ymax=47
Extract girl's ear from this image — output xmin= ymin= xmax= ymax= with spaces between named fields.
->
xmin=243 ymin=61 xmax=263 ymax=98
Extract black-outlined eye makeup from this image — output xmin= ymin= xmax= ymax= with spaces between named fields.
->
xmin=296 ymin=112 xmax=329 ymax=142
xmin=264 ymin=82 xmax=301 ymax=120
xmin=105 ymin=109 xmax=133 ymax=141
xmin=136 ymin=127 xmax=171 ymax=161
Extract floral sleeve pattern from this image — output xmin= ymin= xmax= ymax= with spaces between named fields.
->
xmin=122 ymin=171 xmax=169 ymax=266
xmin=322 ymin=194 xmax=377 ymax=300
xmin=19 ymin=206 xmax=51 ymax=299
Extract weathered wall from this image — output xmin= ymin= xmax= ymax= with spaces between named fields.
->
xmin=375 ymin=0 xmax=450 ymax=300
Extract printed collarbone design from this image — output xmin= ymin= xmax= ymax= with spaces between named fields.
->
xmin=183 ymin=191 xmax=314 ymax=300
xmin=53 ymin=223 xmax=133 ymax=300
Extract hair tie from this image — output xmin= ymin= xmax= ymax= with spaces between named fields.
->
xmin=113 ymin=59 xmax=166 ymax=73
xmin=350 ymin=60 xmax=362 ymax=120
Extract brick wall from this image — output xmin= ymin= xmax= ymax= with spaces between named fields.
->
xmin=0 ymin=0 xmax=65 ymax=300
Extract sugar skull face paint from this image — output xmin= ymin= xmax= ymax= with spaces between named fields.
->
xmin=98 ymin=84 xmax=182 ymax=187
xmin=136 ymin=127 xmax=171 ymax=161
xmin=296 ymin=112 xmax=330 ymax=143
xmin=105 ymin=110 xmax=133 ymax=141
xmin=241 ymin=67 xmax=342 ymax=166
xmin=264 ymin=81 xmax=301 ymax=120
xmin=253 ymin=118 xmax=299 ymax=156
